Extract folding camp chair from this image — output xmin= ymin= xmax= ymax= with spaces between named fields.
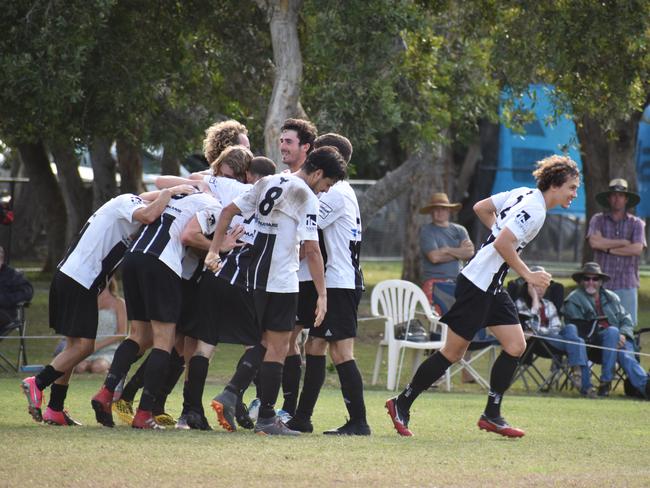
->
xmin=0 ymin=301 xmax=29 ymax=372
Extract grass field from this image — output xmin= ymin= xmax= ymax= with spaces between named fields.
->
xmin=1 ymin=260 xmax=649 ymax=486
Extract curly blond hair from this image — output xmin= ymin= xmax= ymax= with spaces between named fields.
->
xmin=533 ymin=155 xmax=580 ymax=192
xmin=210 ymin=145 xmax=253 ymax=183
xmin=203 ymin=120 xmax=248 ymax=165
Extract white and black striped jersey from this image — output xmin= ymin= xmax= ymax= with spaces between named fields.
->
xmin=179 ymin=204 xmax=225 ymax=282
xmin=234 ymin=174 xmax=320 ymax=293
xmin=202 ymin=175 xmax=252 ymax=206
xmin=297 ymin=181 xmax=363 ymax=289
xmin=129 ymin=192 xmax=221 ymax=277
xmin=462 ymin=187 xmax=546 ymax=293
xmin=58 ymin=193 xmax=147 ymax=293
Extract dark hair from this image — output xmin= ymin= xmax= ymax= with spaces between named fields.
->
xmin=533 ymin=155 xmax=580 ymax=192
xmin=302 ymin=146 xmax=346 ymax=181
xmin=314 ymin=133 xmax=353 ymax=164
xmin=249 ymin=156 xmax=276 ymax=177
xmin=281 ymin=118 xmax=318 ymax=153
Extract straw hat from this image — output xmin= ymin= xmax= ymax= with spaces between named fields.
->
xmin=571 ymin=262 xmax=610 ymax=283
xmin=595 ymin=178 xmax=640 ymax=208
xmin=419 ymin=193 xmax=462 ymax=214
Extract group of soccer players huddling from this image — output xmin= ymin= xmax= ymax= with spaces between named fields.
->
xmin=20 ymin=118 xmax=371 ymax=436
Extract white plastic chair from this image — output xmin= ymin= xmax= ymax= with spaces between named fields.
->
xmin=370 ymin=279 xmax=450 ymax=391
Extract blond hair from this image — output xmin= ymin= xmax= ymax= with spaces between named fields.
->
xmin=203 ymin=120 xmax=248 ymax=165
xmin=210 ymin=145 xmax=253 ymax=182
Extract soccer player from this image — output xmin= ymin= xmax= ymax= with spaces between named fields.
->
xmin=90 ymin=189 xmax=231 ymax=429
xmin=20 ymin=185 xmax=193 ymax=425
xmin=286 ymin=133 xmax=370 ymax=435
xmin=206 ymin=146 xmax=346 ymax=435
xmin=386 ymin=155 xmax=580 ymax=438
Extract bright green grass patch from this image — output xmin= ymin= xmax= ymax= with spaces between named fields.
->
xmin=1 ymin=378 xmax=648 ymax=487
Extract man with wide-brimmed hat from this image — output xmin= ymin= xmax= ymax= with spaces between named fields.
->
xmin=563 ymin=262 xmax=649 ymax=398
xmin=587 ymin=178 xmax=646 ymax=326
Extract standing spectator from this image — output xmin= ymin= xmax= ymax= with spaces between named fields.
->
xmin=419 ymin=193 xmax=475 ymax=383
xmin=563 ymin=262 xmax=649 ymax=398
xmin=587 ymin=178 xmax=646 ymax=325
xmin=0 ymin=245 xmax=33 ymax=328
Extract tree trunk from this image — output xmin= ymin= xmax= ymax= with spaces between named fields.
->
xmin=16 ymin=141 xmax=68 ymax=271
xmin=89 ymin=136 xmax=118 ymax=209
xmin=576 ymin=113 xmax=641 ymax=263
xmin=116 ymin=138 xmax=144 ymax=195
xmin=256 ymin=0 xmax=304 ymax=165
xmin=401 ymin=144 xmax=448 ymax=283
xmin=161 ymin=147 xmax=180 ymax=176
xmin=50 ymin=140 xmax=92 ymax=241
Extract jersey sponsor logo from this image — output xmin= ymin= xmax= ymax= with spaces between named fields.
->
xmin=319 ymin=201 xmax=334 ymax=220
xmin=306 ymin=214 xmax=317 ymax=229
xmin=130 ymin=196 xmax=144 ymax=205
xmin=514 ymin=210 xmax=531 ymax=232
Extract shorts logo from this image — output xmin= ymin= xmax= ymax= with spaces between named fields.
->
xmin=306 ymin=214 xmax=317 ymax=228
xmin=325 ymin=329 xmax=333 ymax=337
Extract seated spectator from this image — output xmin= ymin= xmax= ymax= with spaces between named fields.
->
xmin=563 ymin=262 xmax=649 ymax=398
xmin=0 ymin=246 xmax=33 ymax=328
xmin=514 ymin=266 xmax=595 ymax=397
xmin=74 ymin=279 xmax=127 ymax=374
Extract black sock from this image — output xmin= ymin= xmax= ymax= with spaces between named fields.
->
xmin=121 ymin=354 xmax=148 ymax=402
xmin=225 ymin=344 xmax=266 ymax=396
xmin=182 ymin=380 xmax=191 ymax=415
xmin=336 ymin=359 xmax=367 ymax=423
xmin=253 ymin=370 xmax=262 ymax=399
xmin=397 ymin=351 xmax=452 ymax=411
xmin=294 ymin=355 xmax=326 ymax=421
xmin=155 ymin=349 xmax=184 ymax=413
xmin=35 ymin=365 xmax=64 ymax=391
xmin=258 ymin=361 xmax=283 ymax=419
xmin=47 ymin=383 xmax=68 ymax=411
xmin=138 ymin=348 xmax=170 ymax=412
xmin=281 ymin=354 xmax=302 ymax=415
xmin=105 ymin=339 xmax=140 ymax=392
xmin=186 ymin=355 xmax=209 ymax=414
xmin=484 ymin=351 xmax=520 ymax=418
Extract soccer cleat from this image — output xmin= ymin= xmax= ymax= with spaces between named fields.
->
xmin=91 ymin=386 xmax=115 ymax=428
xmin=235 ymin=400 xmax=255 ymax=430
xmin=285 ymin=416 xmax=314 ymax=433
xmin=211 ymin=390 xmax=238 ymax=432
xmin=385 ymin=397 xmax=413 ymax=437
xmin=43 ymin=407 xmax=82 ymax=426
xmin=276 ymin=408 xmax=292 ymax=423
xmin=112 ymin=399 xmax=134 ymax=426
xmin=254 ymin=415 xmax=300 ymax=436
xmin=185 ymin=410 xmax=212 ymax=431
xmin=154 ymin=412 xmax=176 ymax=427
xmin=132 ymin=409 xmax=165 ymax=430
xmin=175 ymin=414 xmax=191 ymax=430
xmin=323 ymin=418 xmax=371 ymax=436
xmin=477 ymin=414 xmax=525 ymax=438
xmin=248 ymin=398 xmax=261 ymax=423
xmin=21 ymin=376 xmax=44 ymax=422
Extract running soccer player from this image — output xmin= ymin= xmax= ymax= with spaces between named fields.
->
xmin=206 ymin=146 xmax=346 ymax=435
xmin=386 ymin=155 xmax=580 ymax=438
xmin=20 ymin=185 xmax=193 ymax=425
xmin=286 ymin=133 xmax=370 ymax=436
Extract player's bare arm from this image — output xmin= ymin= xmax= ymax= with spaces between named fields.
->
xmin=473 ymin=197 xmax=497 ymax=229
xmin=134 ymin=184 xmax=196 ymax=224
xmin=205 ymin=202 xmax=241 ymax=272
xmin=303 ymin=239 xmax=327 ymax=327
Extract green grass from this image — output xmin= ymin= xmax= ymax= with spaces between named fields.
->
xmin=1 ymin=378 xmax=649 ymax=487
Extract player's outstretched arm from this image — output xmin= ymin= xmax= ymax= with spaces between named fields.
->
xmin=134 ymin=184 xmax=196 ymax=224
xmin=205 ymin=202 xmax=240 ymax=272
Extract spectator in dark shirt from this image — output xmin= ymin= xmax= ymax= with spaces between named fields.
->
xmin=0 ymin=246 xmax=33 ymax=328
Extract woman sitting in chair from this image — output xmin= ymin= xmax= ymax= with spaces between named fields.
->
xmin=74 ymin=279 xmax=127 ymax=374
xmin=515 ymin=265 xmax=595 ymax=398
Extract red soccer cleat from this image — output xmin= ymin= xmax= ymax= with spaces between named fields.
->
xmin=132 ymin=408 xmax=165 ymax=430
xmin=21 ymin=376 xmax=44 ymax=422
xmin=91 ymin=386 xmax=115 ymax=427
xmin=478 ymin=414 xmax=525 ymax=438
xmin=385 ymin=397 xmax=413 ymax=437
xmin=43 ymin=407 xmax=82 ymax=426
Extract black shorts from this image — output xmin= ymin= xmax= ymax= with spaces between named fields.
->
xmin=176 ymin=278 xmax=201 ymax=335
xmin=441 ymin=274 xmax=519 ymax=341
xmin=186 ymin=272 xmax=259 ymax=346
xmin=254 ymin=290 xmax=298 ymax=333
xmin=309 ymin=288 xmax=362 ymax=342
xmin=49 ymin=271 xmax=98 ymax=339
xmin=296 ymin=281 xmax=318 ymax=327
xmin=122 ymin=252 xmax=182 ymax=323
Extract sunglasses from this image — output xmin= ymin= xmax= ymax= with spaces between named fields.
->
xmin=583 ymin=276 xmax=601 ymax=283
